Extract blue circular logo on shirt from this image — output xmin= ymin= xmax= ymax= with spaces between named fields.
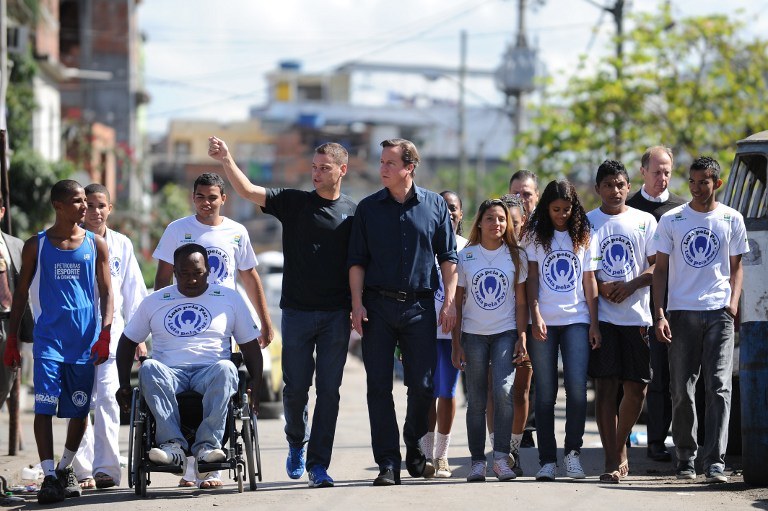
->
xmin=109 ymin=256 xmax=121 ymax=277
xmin=164 ymin=303 xmax=212 ymax=337
xmin=71 ymin=391 xmax=89 ymax=408
xmin=542 ymin=250 xmax=580 ymax=292
xmin=681 ymin=227 xmax=720 ymax=268
xmin=471 ymin=268 xmax=509 ymax=310
xmin=599 ymin=234 xmax=635 ymax=278
xmin=206 ymin=247 xmax=230 ymax=284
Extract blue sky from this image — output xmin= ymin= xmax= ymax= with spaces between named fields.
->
xmin=138 ymin=0 xmax=768 ymax=134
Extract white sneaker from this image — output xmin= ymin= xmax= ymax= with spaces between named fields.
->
xmin=149 ymin=442 xmax=187 ymax=471
xmin=195 ymin=448 xmax=227 ymax=479
xmin=492 ymin=457 xmax=517 ymax=481
xmin=435 ymin=457 xmax=452 ymax=478
xmin=467 ymin=461 xmax=487 ymax=482
xmin=564 ymin=450 xmax=586 ymax=479
xmin=535 ymin=462 xmax=557 ymax=481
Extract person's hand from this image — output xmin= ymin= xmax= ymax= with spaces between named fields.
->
xmin=135 ymin=342 xmax=148 ymax=361
xmin=589 ymin=322 xmax=602 ymax=350
xmin=532 ymin=315 xmax=547 ymax=341
xmin=91 ymin=329 xmax=110 ymax=365
xmin=258 ymin=322 xmax=274 ymax=349
xmin=3 ymin=333 xmax=20 ymax=368
xmin=115 ymin=387 xmax=133 ymax=414
xmin=351 ymin=304 xmax=368 ymax=336
xmin=246 ymin=383 xmax=260 ymax=416
xmin=208 ymin=136 xmax=230 ymax=161
xmin=451 ymin=344 xmax=466 ymax=370
xmin=606 ymin=281 xmax=636 ymax=304
xmin=655 ymin=318 xmax=672 ymax=344
xmin=439 ymin=302 xmax=456 ymax=334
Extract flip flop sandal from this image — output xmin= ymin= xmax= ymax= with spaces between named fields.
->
xmin=618 ymin=460 xmax=629 ymax=477
xmin=94 ymin=472 xmax=116 ymax=489
xmin=197 ymin=475 xmax=224 ymax=490
xmin=599 ymin=471 xmax=621 ymax=484
xmin=178 ymin=478 xmax=196 ymax=488
xmin=78 ymin=478 xmax=96 ymax=490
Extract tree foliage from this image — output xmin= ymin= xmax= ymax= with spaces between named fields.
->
xmin=514 ymin=4 xmax=768 ymax=185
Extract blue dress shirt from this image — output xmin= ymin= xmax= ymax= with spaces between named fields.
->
xmin=347 ymin=185 xmax=457 ymax=292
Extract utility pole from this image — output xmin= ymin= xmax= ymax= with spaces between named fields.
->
xmin=457 ymin=30 xmax=468 ymax=202
xmin=495 ymin=0 xmax=537 ymax=172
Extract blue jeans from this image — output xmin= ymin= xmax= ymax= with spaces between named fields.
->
xmin=281 ymin=308 xmax=350 ymax=470
xmin=463 ymin=330 xmax=517 ymax=461
xmin=361 ymin=292 xmax=436 ymax=469
xmin=138 ymin=359 xmax=238 ymax=455
xmin=527 ymin=323 xmax=589 ymax=465
xmin=668 ymin=309 xmax=734 ymax=472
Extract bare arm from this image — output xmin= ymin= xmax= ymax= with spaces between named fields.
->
xmin=115 ymin=333 xmax=139 ymax=413
xmin=451 ymin=286 xmax=466 ymax=370
xmin=349 ymin=265 xmax=367 ymax=336
xmin=652 ymin=252 xmax=671 ymax=344
xmin=95 ymin=235 xmax=114 ymax=331
xmin=240 ymin=340 xmax=264 ymax=414
xmin=514 ymin=280 xmax=528 ymax=358
xmin=526 ymin=260 xmax=546 ymax=341
xmin=583 ymin=270 xmax=601 ymax=349
xmin=727 ymin=254 xmax=743 ymax=317
xmin=238 ymin=268 xmax=274 ymax=348
xmin=438 ymin=260 xmax=457 ymax=334
xmin=154 ymin=260 xmax=174 ymax=290
xmin=208 ymin=136 xmax=268 ymax=207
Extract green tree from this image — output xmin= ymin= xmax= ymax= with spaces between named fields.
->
xmin=8 ymin=149 xmax=73 ymax=237
xmin=514 ymin=4 xmax=768 ymax=184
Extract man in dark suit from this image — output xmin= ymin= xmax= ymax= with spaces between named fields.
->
xmin=0 ymin=196 xmax=34 ymax=408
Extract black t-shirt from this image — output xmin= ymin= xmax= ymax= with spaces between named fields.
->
xmin=262 ymin=188 xmax=357 ymax=310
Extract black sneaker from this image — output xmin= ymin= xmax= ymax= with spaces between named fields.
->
xmin=38 ymin=475 xmax=65 ymax=504
xmin=676 ymin=460 xmax=696 ymax=480
xmin=405 ymin=445 xmax=427 ymax=478
xmin=373 ymin=467 xmax=401 ymax=486
xmin=57 ymin=466 xmax=82 ymax=498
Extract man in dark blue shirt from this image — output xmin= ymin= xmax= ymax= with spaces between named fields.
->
xmin=348 ymin=138 xmax=457 ymax=486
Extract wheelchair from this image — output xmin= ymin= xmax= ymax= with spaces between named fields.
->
xmin=127 ymin=360 xmax=262 ymax=496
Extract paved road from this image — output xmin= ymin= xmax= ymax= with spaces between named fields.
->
xmin=1 ymin=355 xmax=765 ymax=510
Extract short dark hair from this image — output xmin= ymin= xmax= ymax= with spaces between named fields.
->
xmin=509 ymin=169 xmax=538 ymax=190
xmin=381 ymin=138 xmax=420 ymax=169
xmin=50 ymin=179 xmax=83 ymax=204
xmin=690 ymin=156 xmax=721 ymax=181
xmin=193 ymin=172 xmax=226 ymax=195
xmin=316 ymin=142 xmax=348 ymax=166
xmin=84 ymin=183 xmax=111 ymax=202
xmin=173 ymin=243 xmax=209 ymax=268
xmin=595 ymin=159 xmax=629 ymax=186
xmin=500 ymin=193 xmax=527 ymax=218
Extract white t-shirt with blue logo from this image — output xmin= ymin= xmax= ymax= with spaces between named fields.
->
xmin=587 ymin=207 xmax=657 ymax=326
xmin=524 ymin=232 xmax=598 ymax=326
xmin=435 ymin=235 xmax=468 ymax=340
xmin=153 ymin=215 xmax=258 ymax=290
xmin=123 ymin=284 xmax=260 ymax=368
xmin=457 ymin=244 xmax=528 ymax=336
xmin=103 ymin=228 xmax=148 ymax=356
xmin=654 ymin=202 xmax=749 ymax=311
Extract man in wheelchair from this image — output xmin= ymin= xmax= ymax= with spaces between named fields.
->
xmin=115 ymin=243 xmax=263 ymax=488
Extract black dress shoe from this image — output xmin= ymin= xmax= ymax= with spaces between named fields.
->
xmin=373 ymin=467 xmax=401 ymax=486
xmin=405 ymin=446 xmax=427 ymax=477
xmin=647 ymin=443 xmax=671 ymax=462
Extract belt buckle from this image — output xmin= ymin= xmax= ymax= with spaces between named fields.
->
xmin=396 ymin=291 xmax=407 ymax=302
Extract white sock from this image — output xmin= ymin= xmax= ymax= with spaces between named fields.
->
xmin=434 ymin=432 xmax=451 ymax=460
xmin=511 ymin=433 xmax=523 ymax=452
xmin=488 ymin=432 xmax=495 ymax=450
xmin=57 ymin=448 xmax=77 ymax=470
xmin=420 ymin=432 xmax=435 ymax=459
xmin=42 ymin=459 xmax=56 ymax=477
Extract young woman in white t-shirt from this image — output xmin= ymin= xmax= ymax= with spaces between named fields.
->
xmin=452 ymin=199 xmax=528 ymax=482
xmin=522 ymin=179 xmax=600 ymax=482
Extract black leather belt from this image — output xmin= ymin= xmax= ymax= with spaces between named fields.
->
xmin=370 ymin=288 xmax=434 ymax=302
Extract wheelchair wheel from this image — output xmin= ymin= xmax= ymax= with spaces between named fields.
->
xmin=129 ymin=388 xmax=144 ymax=490
xmin=135 ymin=465 xmax=147 ymax=497
xmin=236 ymin=463 xmax=244 ymax=493
xmin=242 ymin=413 xmax=258 ymax=490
